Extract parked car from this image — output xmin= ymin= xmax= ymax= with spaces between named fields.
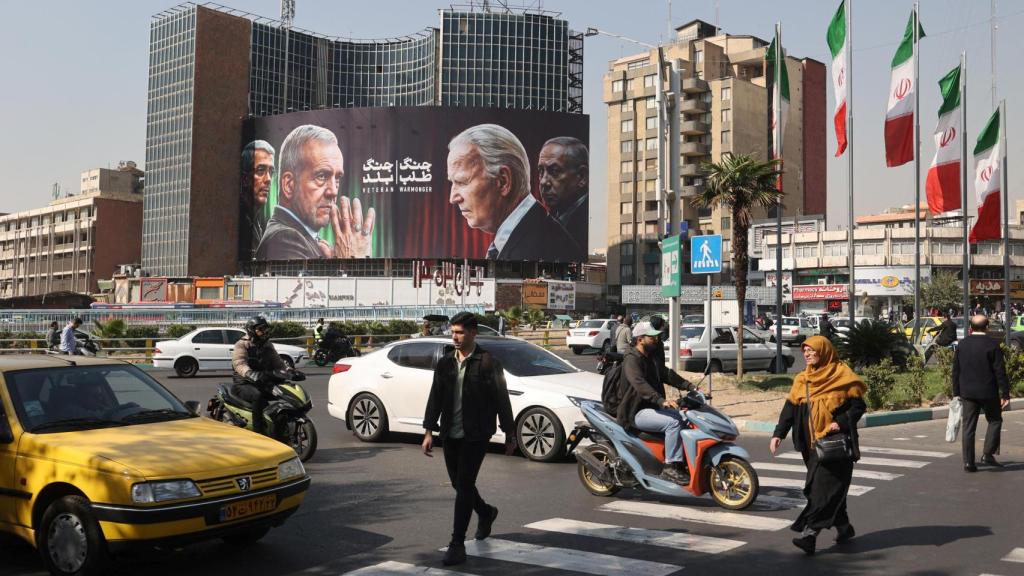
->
xmin=0 ymin=356 xmax=310 ymax=575
xmin=682 ymin=314 xmax=705 ymax=325
xmin=779 ymin=316 xmax=814 ymax=344
xmin=901 ymin=316 xmax=942 ymax=342
xmin=153 ymin=327 xmax=308 ymax=378
xmin=565 ymin=318 xmax=619 ymax=355
xmin=327 ymin=336 xmax=602 ymax=462
xmin=667 ymin=324 xmax=794 ymax=373
xmin=831 ymin=317 xmax=874 ymax=336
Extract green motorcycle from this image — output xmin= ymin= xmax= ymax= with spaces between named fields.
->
xmin=207 ymin=370 xmax=318 ymax=462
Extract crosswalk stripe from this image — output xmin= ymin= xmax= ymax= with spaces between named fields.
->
xmin=758 ymin=476 xmax=874 ymax=496
xmin=458 ymin=538 xmax=682 ymax=576
xmin=777 ymin=452 xmax=929 ymax=468
xmin=342 ymin=561 xmax=476 ymax=575
xmin=525 ymin=517 xmax=746 ymax=554
xmin=754 ymin=461 xmax=904 ymax=481
xmin=858 ymin=446 xmax=953 ymax=458
xmin=1002 ymin=548 xmax=1024 ymax=563
xmin=599 ymin=500 xmax=792 ymax=532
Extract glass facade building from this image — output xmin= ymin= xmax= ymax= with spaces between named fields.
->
xmin=142 ymin=3 xmax=583 ymax=276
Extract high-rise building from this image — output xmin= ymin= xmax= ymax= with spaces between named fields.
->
xmin=142 ymin=3 xmax=583 ymax=277
xmin=603 ymin=19 xmax=826 ymax=303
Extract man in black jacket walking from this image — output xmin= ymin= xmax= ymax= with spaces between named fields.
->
xmin=953 ymin=315 xmax=1011 ymax=472
xmin=423 ymin=312 xmax=515 ymax=566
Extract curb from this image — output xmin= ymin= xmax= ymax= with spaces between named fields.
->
xmin=735 ymin=397 xmax=1024 ymax=434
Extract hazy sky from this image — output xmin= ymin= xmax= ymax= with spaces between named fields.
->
xmin=1 ymin=0 xmax=1021 ymax=251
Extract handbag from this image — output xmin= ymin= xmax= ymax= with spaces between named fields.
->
xmin=807 ymin=380 xmax=855 ymax=463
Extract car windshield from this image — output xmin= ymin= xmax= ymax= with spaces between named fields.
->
xmin=681 ymin=326 xmax=705 ymax=340
xmin=6 ymin=364 xmax=193 ymax=433
xmin=478 ymin=339 xmax=579 ymax=377
xmin=577 ymin=320 xmax=604 ymax=328
xmin=683 ymin=315 xmax=704 ymax=324
xmin=782 ymin=318 xmax=799 ymax=326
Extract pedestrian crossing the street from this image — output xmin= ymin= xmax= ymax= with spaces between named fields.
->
xmin=341 ymin=444 xmax=955 ymax=575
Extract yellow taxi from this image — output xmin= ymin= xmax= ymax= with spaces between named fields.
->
xmin=902 ymin=316 xmax=942 ymax=343
xmin=0 ymin=356 xmax=310 ymax=576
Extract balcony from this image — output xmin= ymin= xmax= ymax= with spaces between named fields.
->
xmin=680 ymin=184 xmax=705 ymax=198
xmin=680 ymin=97 xmax=708 ymax=114
xmin=681 ymin=120 xmax=709 ymax=135
xmin=680 ymin=163 xmax=700 ymax=177
xmin=682 ymin=77 xmax=709 ymax=93
xmin=681 ymin=142 xmax=710 ymax=156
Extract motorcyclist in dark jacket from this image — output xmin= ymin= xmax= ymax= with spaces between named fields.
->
xmin=231 ymin=315 xmax=287 ymax=436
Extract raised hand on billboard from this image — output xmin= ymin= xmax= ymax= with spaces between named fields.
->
xmin=332 ymin=196 xmax=375 ymax=258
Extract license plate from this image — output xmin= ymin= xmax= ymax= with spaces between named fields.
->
xmin=218 ymin=495 xmax=277 ymax=523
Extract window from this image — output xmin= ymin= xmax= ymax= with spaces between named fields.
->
xmin=620 ymin=263 xmax=634 ymax=281
xmin=646 ymin=137 xmax=657 ymax=150
xmin=612 ymin=79 xmax=624 ymax=92
xmin=823 ymin=242 xmax=848 ymax=256
xmin=741 ymin=328 xmax=762 ymax=344
xmin=643 ymin=74 xmax=657 ymax=88
xmin=620 ymin=161 xmax=633 ymax=173
xmin=795 ymin=245 xmax=818 ymax=258
xmin=621 ymin=140 xmax=633 ymax=154
xmin=197 ymin=286 xmax=220 ymax=300
xmin=721 ymin=86 xmax=732 ymax=101
xmin=387 ymin=342 xmax=439 ymax=370
xmin=620 ymin=182 xmax=632 ymax=194
xmin=645 ymin=116 xmax=657 ymax=130
xmin=621 ymin=119 xmax=634 ymax=132
xmin=721 ymin=130 xmax=731 ymax=145
xmin=226 ymin=330 xmax=245 ymax=345
xmin=854 ymin=242 xmax=884 ymax=256
xmin=977 ymin=242 xmax=1001 ymax=255
xmin=620 ymin=243 xmax=634 ymax=257
xmin=645 ymin=179 xmax=657 ymax=192
xmin=892 ymin=240 xmax=915 ymax=255
xmin=930 ymin=241 xmax=962 ymax=255
xmin=722 ymin=239 xmax=731 ymax=253
xmin=626 ymin=79 xmax=636 ymax=92
xmin=621 ymin=202 xmax=633 ymax=214
xmin=721 ymin=108 xmax=732 ymax=122
xmin=620 ymin=100 xmax=631 ymax=112
xmin=645 ymin=223 xmax=658 ymax=235
xmin=695 ymin=50 xmax=704 ymax=64
xmin=191 ymin=330 xmax=224 ymax=344
xmin=646 ymin=97 xmax=658 ymax=109
xmin=712 ymin=328 xmax=734 ymax=344
xmin=621 ymin=223 xmax=634 ymax=236
xmin=644 ymin=158 xmax=657 ymax=171
xmin=721 ymin=216 xmax=731 ymax=230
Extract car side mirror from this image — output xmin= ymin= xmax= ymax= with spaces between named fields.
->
xmin=183 ymin=400 xmax=201 ymax=416
xmin=0 ymin=413 xmax=13 ymax=444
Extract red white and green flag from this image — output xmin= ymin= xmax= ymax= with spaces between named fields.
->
xmin=969 ymin=109 xmax=1002 ymax=243
xmin=885 ymin=10 xmax=925 ymax=167
xmin=766 ymin=35 xmax=789 ymax=160
xmin=827 ymin=1 xmax=848 ymax=156
xmin=924 ymin=64 xmax=962 ymax=214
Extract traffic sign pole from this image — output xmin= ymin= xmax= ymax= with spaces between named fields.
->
xmin=707 ymin=275 xmax=713 ymax=400
xmin=690 ymin=234 xmax=723 ymax=402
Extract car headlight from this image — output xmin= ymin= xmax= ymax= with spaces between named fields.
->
xmin=277 ymin=456 xmax=305 ymax=481
xmin=131 ymin=480 xmax=201 ymax=504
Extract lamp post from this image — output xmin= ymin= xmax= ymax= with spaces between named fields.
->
xmin=585 ymin=28 xmax=681 ymax=369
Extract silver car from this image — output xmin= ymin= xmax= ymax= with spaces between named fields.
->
xmin=666 ymin=324 xmax=794 ymax=373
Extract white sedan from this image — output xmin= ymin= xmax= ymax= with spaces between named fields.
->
xmin=153 ymin=327 xmax=308 ymax=378
xmin=566 ymin=318 xmax=619 ymax=355
xmin=327 ymin=336 xmax=602 ymax=462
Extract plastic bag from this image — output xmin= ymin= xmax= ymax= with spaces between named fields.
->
xmin=945 ymin=397 xmax=962 ymax=443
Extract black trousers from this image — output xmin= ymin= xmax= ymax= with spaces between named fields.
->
xmin=232 ymin=383 xmax=269 ymax=435
xmin=961 ymin=397 xmax=1002 ymax=464
xmin=792 ymin=449 xmax=854 ymax=533
xmin=443 ymin=436 xmax=490 ymax=542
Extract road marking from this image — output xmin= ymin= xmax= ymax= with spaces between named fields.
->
xmin=914 ymin=435 xmax=928 ymax=438
xmin=1003 ymin=548 xmax=1024 ymax=563
xmin=525 ymin=517 xmax=746 ymax=554
xmin=754 ymin=461 xmax=904 ymax=481
xmin=777 ymin=452 xmax=929 ymax=468
xmin=599 ymin=500 xmax=792 ymax=532
xmin=858 ymin=446 xmax=953 ymax=458
xmin=893 ymin=437 xmax=910 ymax=441
xmin=457 ymin=539 xmax=682 ymax=576
xmin=342 ymin=561 xmax=476 ymax=575
xmin=758 ymin=476 xmax=873 ymax=496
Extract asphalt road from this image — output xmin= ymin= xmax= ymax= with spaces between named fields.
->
xmin=4 ymin=358 xmax=1021 ymax=576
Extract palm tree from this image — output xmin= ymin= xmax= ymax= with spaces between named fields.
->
xmin=500 ymin=306 xmax=525 ymax=332
xmin=691 ymin=152 xmax=783 ymax=381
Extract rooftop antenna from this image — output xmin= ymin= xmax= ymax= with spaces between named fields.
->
xmin=280 ymin=0 xmax=295 ymax=28
xmin=52 ymin=182 xmax=61 ymax=200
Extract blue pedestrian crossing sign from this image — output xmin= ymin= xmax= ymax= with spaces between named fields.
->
xmin=691 ymin=234 xmax=722 ymax=274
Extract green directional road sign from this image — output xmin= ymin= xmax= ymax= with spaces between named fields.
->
xmin=661 ymin=234 xmax=681 ymax=297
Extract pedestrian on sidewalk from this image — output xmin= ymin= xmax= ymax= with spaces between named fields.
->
xmin=615 ymin=315 xmax=634 ymax=353
xmin=953 ymin=315 xmax=1011 ymax=472
xmin=770 ymin=336 xmax=867 ymax=556
xmin=422 ymin=311 xmax=515 ymax=566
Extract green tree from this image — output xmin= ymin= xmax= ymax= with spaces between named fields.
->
xmin=919 ymin=270 xmax=963 ymax=314
xmin=500 ymin=306 xmax=525 ymax=331
xmin=525 ymin=308 xmax=547 ymax=329
xmin=692 ymin=152 xmax=782 ymax=381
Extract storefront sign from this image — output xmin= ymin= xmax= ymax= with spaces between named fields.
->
xmin=522 ymin=282 xmax=548 ymax=308
xmin=970 ymin=279 xmax=1004 ymax=295
xmin=853 ymin=266 xmax=928 ymax=296
xmin=546 ymin=281 xmax=576 ymax=310
xmin=792 ymin=284 xmax=848 ymax=301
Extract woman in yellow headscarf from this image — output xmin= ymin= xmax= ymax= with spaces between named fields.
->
xmin=769 ymin=335 xmax=867 ymax=556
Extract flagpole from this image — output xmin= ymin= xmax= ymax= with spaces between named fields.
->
xmin=774 ymin=22 xmax=784 ymax=373
xmin=911 ymin=2 xmax=922 ymax=343
xmin=847 ymin=0 xmax=856 ymax=327
xmin=961 ymin=52 xmax=970 ymax=320
xmin=1001 ymin=99 xmax=1009 ymax=345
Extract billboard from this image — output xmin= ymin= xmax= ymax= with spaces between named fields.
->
xmin=250 ymin=276 xmax=496 ymax=310
xmin=240 ymin=107 xmax=589 ymax=263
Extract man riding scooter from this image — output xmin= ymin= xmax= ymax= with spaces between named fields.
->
xmin=618 ymin=323 xmax=698 ymax=484
xmin=232 ymin=315 xmax=290 ymax=438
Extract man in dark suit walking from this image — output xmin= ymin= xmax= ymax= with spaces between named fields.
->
xmin=447 ymin=123 xmax=582 ymax=262
xmin=422 ymin=312 xmax=516 ymax=566
xmin=952 ymin=315 xmax=1011 ymax=472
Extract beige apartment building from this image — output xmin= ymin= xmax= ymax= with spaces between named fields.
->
xmin=0 ymin=164 xmax=144 ymax=298
xmin=604 ymin=19 xmax=826 ymax=303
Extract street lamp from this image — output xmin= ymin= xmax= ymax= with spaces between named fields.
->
xmin=585 ymin=27 xmax=683 ymax=370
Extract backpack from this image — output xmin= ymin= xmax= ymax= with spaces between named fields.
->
xmin=601 ymin=362 xmax=625 ymax=416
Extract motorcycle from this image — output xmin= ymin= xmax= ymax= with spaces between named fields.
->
xmin=568 ymin=391 xmax=759 ymax=510
xmin=206 ymin=369 xmax=318 ymax=462
xmin=595 ymin=350 xmax=622 ymax=376
xmin=313 ymin=330 xmax=361 ymax=366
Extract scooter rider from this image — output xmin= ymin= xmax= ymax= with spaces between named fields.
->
xmin=314 ymin=318 xmax=326 ymax=345
xmin=617 ymin=324 xmax=698 ymax=484
xmin=232 ymin=315 xmax=288 ymax=436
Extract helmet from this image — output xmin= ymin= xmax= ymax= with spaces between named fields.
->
xmin=245 ymin=315 xmax=270 ymax=344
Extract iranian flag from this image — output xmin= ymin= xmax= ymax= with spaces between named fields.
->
xmin=924 ymin=64 xmax=962 ymax=214
xmin=885 ymin=10 xmax=924 ymax=167
xmin=827 ymin=1 xmax=848 ymax=156
xmin=766 ymin=35 xmax=789 ymax=159
xmin=969 ymin=109 xmax=1002 ymax=243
